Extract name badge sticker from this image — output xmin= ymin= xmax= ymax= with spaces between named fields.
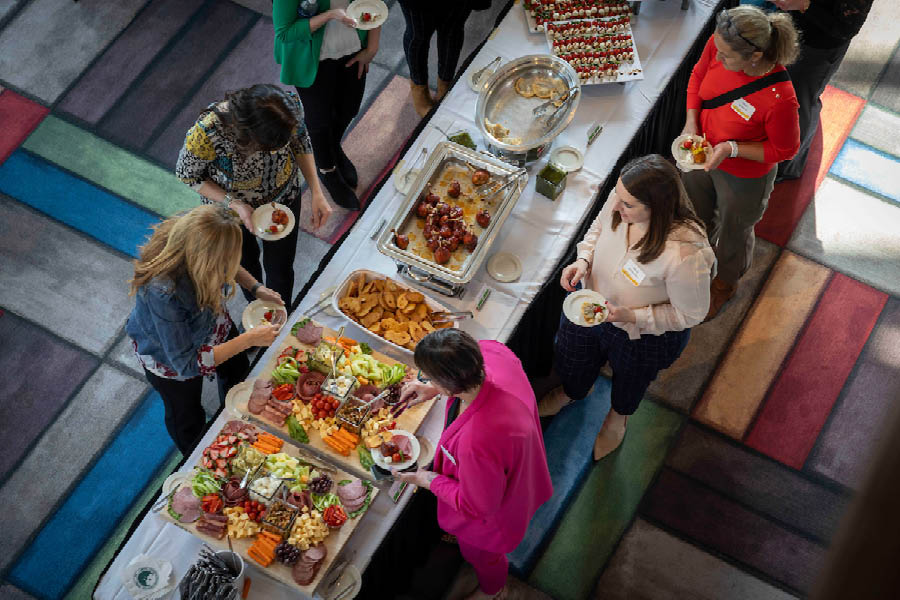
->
xmin=621 ymin=258 xmax=646 ymax=286
xmin=731 ymin=97 xmax=756 ymax=121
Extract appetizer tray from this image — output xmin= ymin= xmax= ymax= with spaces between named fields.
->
xmin=334 ymin=269 xmax=456 ymax=356
xmin=230 ymin=318 xmax=436 ymax=481
xmin=377 ymin=141 xmax=527 ymax=288
xmin=544 ymin=17 xmax=644 ymax=84
xmin=159 ymin=433 xmax=378 ymax=595
xmin=476 ymin=55 xmax=580 ymax=155
xmin=523 ymin=0 xmax=635 ymax=33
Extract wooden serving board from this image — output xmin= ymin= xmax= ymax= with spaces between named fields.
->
xmin=160 ymin=445 xmax=378 ymax=595
xmin=233 ymin=322 xmax=436 ymax=480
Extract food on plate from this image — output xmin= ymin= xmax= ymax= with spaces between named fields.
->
xmin=200 ymin=493 xmax=223 ymax=514
xmin=360 ymin=11 xmax=376 ymax=22
xmin=195 ymin=511 xmax=228 ymax=539
xmin=581 ymin=301 xmax=606 ymax=324
xmin=223 ymin=505 xmax=261 ymax=538
xmin=221 ymin=477 xmax=250 ymax=507
xmin=483 ymin=118 xmax=522 ymax=145
xmin=337 ymin=273 xmax=449 ymax=350
xmin=250 ymin=475 xmax=282 ymax=500
xmin=471 ymin=168 xmax=491 ymax=186
xmin=275 ymin=541 xmax=302 ymax=565
xmin=265 ymin=203 xmax=290 ymax=235
xmin=447 ymin=180 xmax=461 ymax=198
xmin=291 ymin=317 xmax=324 ymax=345
xmin=308 ymin=473 xmax=333 ymax=495
xmin=336 ymin=478 xmax=372 ymax=517
xmin=292 ymin=544 xmax=328 ymax=586
xmin=248 ymin=530 xmax=282 ymax=567
xmin=170 ymin=486 xmax=203 ymax=523
xmin=546 ymin=16 xmax=637 ymax=83
xmin=392 ymin=228 xmax=410 ymax=250
xmin=288 ymin=508 xmax=329 ymax=551
xmin=323 ymin=504 xmax=348 ymax=528
xmin=252 ymin=431 xmax=284 ymax=455
xmin=526 ymin=0 xmax=632 ymax=31
xmin=679 ymin=137 xmax=710 ymax=164
xmin=262 ymin=500 xmax=297 ymax=534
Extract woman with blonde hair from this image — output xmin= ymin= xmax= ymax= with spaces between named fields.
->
xmin=681 ymin=5 xmax=801 ymax=319
xmin=126 ymin=205 xmax=283 ymax=453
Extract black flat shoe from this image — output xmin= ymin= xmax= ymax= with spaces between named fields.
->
xmin=335 ymin=146 xmax=358 ymax=188
xmin=319 ymin=168 xmax=360 ymax=210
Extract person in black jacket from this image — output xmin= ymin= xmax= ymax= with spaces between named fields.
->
xmin=773 ymin=0 xmax=873 ymax=181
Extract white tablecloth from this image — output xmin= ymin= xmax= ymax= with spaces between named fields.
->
xmin=95 ymin=2 xmax=717 ymax=598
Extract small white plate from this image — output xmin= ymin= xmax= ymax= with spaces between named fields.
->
xmin=324 ymin=563 xmax=362 ymax=600
xmin=346 ymin=0 xmax=388 ymax=30
xmin=671 ymin=134 xmax=711 ymax=172
xmin=550 ymin=145 xmax=584 ymax=172
xmin=224 ymin=380 xmax=252 ymax=418
xmin=162 ymin=471 xmax=192 ymax=496
xmin=252 ymin=202 xmax=295 ymax=241
xmin=370 ymin=429 xmax=420 ymax=471
xmin=392 ymin=159 xmax=421 ymax=195
xmin=241 ymin=299 xmax=286 ymax=331
xmin=487 ymin=252 xmax=522 ymax=283
xmin=563 ymin=289 xmax=608 ymax=327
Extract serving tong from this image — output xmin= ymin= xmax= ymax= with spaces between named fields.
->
xmin=474 ymin=168 xmax=527 ymax=201
xmin=471 ymin=56 xmax=502 ymax=88
xmin=429 ymin=310 xmax=474 ymax=325
xmin=533 ymin=87 xmax=580 ymax=126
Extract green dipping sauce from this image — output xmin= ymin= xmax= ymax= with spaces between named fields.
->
xmin=539 ymin=164 xmax=566 ymax=184
xmin=536 ymin=163 xmax=567 ymax=200
xmin=449 ymin=132 xmax=476 ymax=150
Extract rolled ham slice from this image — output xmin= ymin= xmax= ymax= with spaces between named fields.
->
xmin=267 ymin=398 xmax=293 ymax=416
xmin=171 ymin=487 xmax=202 ymax=523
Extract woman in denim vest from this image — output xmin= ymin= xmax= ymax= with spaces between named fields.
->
xmin=126 ymin=205 xmax=283 ymax=453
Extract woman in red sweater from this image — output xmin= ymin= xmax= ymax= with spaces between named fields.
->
xmin=681 ymin=6 xmax=800 ymax=319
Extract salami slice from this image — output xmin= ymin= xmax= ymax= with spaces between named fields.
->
xmin=303 ymin=544 xmax=327 ymax=562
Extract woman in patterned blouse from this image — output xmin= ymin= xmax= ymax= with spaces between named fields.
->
xmin=175 ymin=84 xmax=332 ymax=304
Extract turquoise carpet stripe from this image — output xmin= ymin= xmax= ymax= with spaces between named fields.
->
xmin=509 ymin=377 xmax=612 ymax=575
xmin=0 ymin=150 xmax=159 ymax=257
xmin=830 ymin=138 xmax=900 ymax=204
xmin=7 ymin=392 xmax=175 ymax=600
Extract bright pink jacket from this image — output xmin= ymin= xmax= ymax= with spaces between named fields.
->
xmin=430 ymin=341 xmax=553 ymax=554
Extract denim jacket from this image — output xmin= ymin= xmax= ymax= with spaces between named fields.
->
xmin=126 ymin=276 xmax=220 ymax=379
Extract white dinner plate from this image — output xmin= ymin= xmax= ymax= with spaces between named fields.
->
xmin=370 ymin=429 xmax=420 ymax=471
xmin=550 ymin=145 xmax=584 ymax=172
xmin=671 ymin=134 xmax=711 ymax=172
xmin=346 ymin=0 xmax=388 ymax=30
xmin=562 ymin=289 xmax=608 ymax=327
xmin=252 ymin=202 xmax=295 ymax=241
xmin=241 ymin=299 xmax=286 ymax=331
xmin=224 ymin=380 xmax=252 ymax=418
xmin=162 ymin=471 xmax=192 ymax=496
xmin=487 ymin=252 xmax=522 ymax=283
xmin=392 ymin=159 xmax=421 ymax=195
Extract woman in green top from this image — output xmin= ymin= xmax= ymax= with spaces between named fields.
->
xmin=273 ymin=0 xmax=381 ymax=211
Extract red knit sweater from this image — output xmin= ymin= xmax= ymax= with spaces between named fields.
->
xmin=687 ymin=35 xmax=800 ymax=178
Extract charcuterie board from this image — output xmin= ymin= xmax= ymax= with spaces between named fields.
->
xmin=160 ymin=424 xmax=378 ymax=595
xmin=228 ymin=319 xmax=436 ymax=481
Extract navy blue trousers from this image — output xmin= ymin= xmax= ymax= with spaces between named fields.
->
xmin=554 ymin=313 xmax=689 ymax=416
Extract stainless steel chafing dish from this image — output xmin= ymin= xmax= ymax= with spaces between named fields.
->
xmin=377 ymin=141 xmax=527 ymax=297
xmin=476 ymin=54 xmax=581 ymax=166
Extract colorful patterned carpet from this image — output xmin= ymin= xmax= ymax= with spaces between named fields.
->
xmin=1 ymin=1 xmax=899 ymax=599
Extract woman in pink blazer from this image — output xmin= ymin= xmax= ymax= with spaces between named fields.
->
xmin=395 ymin=329 xmax=553 ymax=599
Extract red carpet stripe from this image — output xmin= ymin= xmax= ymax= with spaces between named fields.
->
xmin=745 ymin=273 xmax=887 ymax=469
xmin=755 ymin=86 xmax=865 ymax=247
xmin=0 ymin=90 xmax=49 ymax=166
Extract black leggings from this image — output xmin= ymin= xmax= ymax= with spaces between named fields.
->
xmin=295 ymin=56 xmax=367 ymax=171
xmin=397 ymin=0 xmax=473 ymax=85
xmin=144 ymin=327 xmax=249 ymax=455
xmin=240 ymin=194 xmax=301 ymax=305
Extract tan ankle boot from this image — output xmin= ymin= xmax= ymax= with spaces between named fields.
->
xmin=409 ymin=82 xmax=434 ymax=118
xmin=436 ymin=78 xmax=452 ymax=102
xmin=593 ymin=412 xmax=627 ymax=461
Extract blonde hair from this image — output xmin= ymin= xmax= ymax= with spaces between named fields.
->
xmin=717 ymin=6 xmax=800 ymax=66
xmin=130 ymin=204 xmax=243 ymax=313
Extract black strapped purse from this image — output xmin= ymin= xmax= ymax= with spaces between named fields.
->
xmin=701 ymin=69 xmax=791 ymax=110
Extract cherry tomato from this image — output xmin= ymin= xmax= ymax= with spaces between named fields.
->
xmin=331 ymin=398 xmax=340 ymax=408
xmin=392 ymin=453 xmax=402 ymax=463
xmin=318 ymin=410 xmax=328 ymax=420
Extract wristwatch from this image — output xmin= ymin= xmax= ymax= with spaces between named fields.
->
xmin=250 ymin=282 xmax=262 ymax=297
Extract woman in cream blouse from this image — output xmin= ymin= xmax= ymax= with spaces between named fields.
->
xmin=539 ymin=154 xmax=716 ymax=460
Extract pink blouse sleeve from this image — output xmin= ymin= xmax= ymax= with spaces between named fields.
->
xmin=633 ymin=242 xmax=715 ymax=335
xmin=430 ymin=433 xmax=507 ymax=521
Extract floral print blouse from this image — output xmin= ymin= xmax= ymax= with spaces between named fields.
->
xmin=175 ymin=89 xmax=314 ymax=208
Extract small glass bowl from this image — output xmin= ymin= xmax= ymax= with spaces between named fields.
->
xmin=248 ymin=470 xmax=282 ymax=504
xmin=260 ymin=499 xmax=298 ymax=536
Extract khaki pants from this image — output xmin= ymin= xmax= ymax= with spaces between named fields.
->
xmin=682 ymin=167 xmax=776 ymax=285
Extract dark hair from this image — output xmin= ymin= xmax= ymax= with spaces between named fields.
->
xmin=610 ymin=154 xmax=706 ymax=264
xmin=716 ymin=6 xmax=799 ymax=66
xmin=215 ymin=84 xmax=297 ymax=152
xmin=413 ymin=329 xmax=485 ymax=395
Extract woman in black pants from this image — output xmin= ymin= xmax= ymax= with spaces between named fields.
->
xmin=273 ymin=0 xmax=382 ymax=210
xmin=398 ymin=0 xmax=492 ymax=117
xmin=126 ymin=205 xmax=283 ymax=453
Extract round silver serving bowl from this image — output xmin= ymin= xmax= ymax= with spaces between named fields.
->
xmin=476 ymin=54 xmax=580 ymax=165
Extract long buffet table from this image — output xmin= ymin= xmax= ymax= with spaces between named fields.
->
xmin=95 ymin=1 xmax=724 ymax=598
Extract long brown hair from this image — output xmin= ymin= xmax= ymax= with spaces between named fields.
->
xmin=610 ymin=154 xmax=706 ymax=264
xmin=129 ymin=204 xmax=243 ymax=313
xmin=214 ymin=84 xmax=297 ymax=153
